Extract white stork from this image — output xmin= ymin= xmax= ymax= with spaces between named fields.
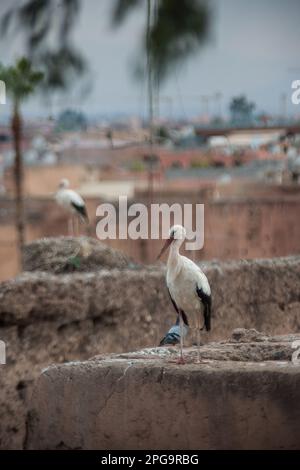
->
xmin=158 ymin=224 xmax=212 ymax=364
xmin=55 ymin=179 xmax=89 ymax=235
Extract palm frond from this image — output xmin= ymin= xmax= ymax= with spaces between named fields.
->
xmin=112 ymin=0 xmax=142 ymax=25
xmin=0 ymin=8 xmax=15 ymax=37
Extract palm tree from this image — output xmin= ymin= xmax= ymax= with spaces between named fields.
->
xmin=229 ymin=95 xmax=256 ymax=126
xmin=113 ymin=0 xmax=211 ymax=214
xmin=113 ymin=0 xmax=211 ymax=146
xmin=0 ymin=58 xmax=43 ymax=267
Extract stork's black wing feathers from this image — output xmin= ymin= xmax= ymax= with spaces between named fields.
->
xmin=179 ymin=310 xmax=189 ymax=326
xmin=167 ymin=287 xmax=179 ymax=314
xmin=71 ymin=201 xmax=89 ymax=223
xmin=167 ymin=288 xmax=189 ymax=325
xmin=196 ymin=286 xmax=211 ymax=332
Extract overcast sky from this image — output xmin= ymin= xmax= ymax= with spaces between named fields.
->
xmin=0 ymin=0 xmax=300 ymax=119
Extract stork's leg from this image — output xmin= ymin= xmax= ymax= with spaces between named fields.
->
xmin=68 ymin=217 xmax=73 ymax=236
xmin=196 ymin=328 xmax=201 ymax=363
xmin=177 ymin=312 xmax=185 ymax=364
xmin=75 ymin=216 xmax=79 ymax=236
xmin=194 ymin=309 xmax=209 ymax=364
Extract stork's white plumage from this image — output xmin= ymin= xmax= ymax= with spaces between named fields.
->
xmin=55 ymin=179 xmax=89 ymax=234
xmin=158 ymin=225 xmax=212 ymax=363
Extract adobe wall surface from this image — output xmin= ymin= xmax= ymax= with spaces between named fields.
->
xmin=1 ymin=193 xmax=300 ymax=280
xmin=26 ymin=329 xmax=300 ymax=450
xmin=0 ymin=252 xmax=300 ymax=449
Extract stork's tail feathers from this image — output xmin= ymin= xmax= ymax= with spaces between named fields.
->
xmin=196 ymin=286 xmax=212 ymax=332
xmin=203 ymin=298 xmax=211 ymax=332
xmin=79 ymin=207 xmax=89 ymax=224
xmin=71 ymin=202 xmax=89 ymax=224
xmin=80 ymin=211 xmax=89 ymax=224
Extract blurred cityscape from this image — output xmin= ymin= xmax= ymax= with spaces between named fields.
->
xmin=0 ymin=0 xmax=300 ymax=280
xmin=1 ymin=107 xmax=300 ymax=280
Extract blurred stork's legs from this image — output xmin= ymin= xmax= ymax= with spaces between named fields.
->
xmin=196 ymin=327 xmax=201 ymax=363
xmin=75 ymin=217 xmax=80 ymax=236
xmin=68 ymin=216 xmax=75 ymax=236
xmin=194 ymin=308 xmax=208 ymax=364
xmin=68 ymin=217 xmax=72 ymax=236
xmin=177 ymin=312 xmax=185 ymax=364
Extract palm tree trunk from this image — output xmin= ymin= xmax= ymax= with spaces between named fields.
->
xmin=11 ymin=101 xmax=25 ymax=269
xmin=147 ymin=0 xmax=154 ymax=148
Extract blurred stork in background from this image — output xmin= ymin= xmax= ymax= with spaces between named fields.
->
xmin=55 ymin=179 xmax=89 ymax=236
xmin=158 ymin=225 xmax=212 ymax=364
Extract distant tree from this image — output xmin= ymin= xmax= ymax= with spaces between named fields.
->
xmin=112 ymin=0 xmax=211 ymax=149
xmin=155 ymin=125 xmax=170 ymax=142
xmin=0 ymin=0 xmax=86 ymax=94
xmin=0 ymin=58 xmax=43 ymax=266
xmin=56 ymin=109 xmax=87 ymax=132
xmin=210 ymin=116 xmax=224 ymax=127
xmin=229 ymin=95 xmax=256 ymax=126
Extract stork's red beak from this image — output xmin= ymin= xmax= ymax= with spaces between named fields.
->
xmin=157 ymin=236 xmax=174 ymax=260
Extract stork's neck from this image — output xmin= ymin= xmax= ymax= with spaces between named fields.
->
xmin=167 ymin=241 xmax=183 ymax=278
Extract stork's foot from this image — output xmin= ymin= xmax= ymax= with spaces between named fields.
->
xmin=168 ymin=355 xmax=186 ymax=365
xmin=194 ymin=358 xmax=209 ymax=364
xmin=177 ymin=356 xmax=186 ymax=365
